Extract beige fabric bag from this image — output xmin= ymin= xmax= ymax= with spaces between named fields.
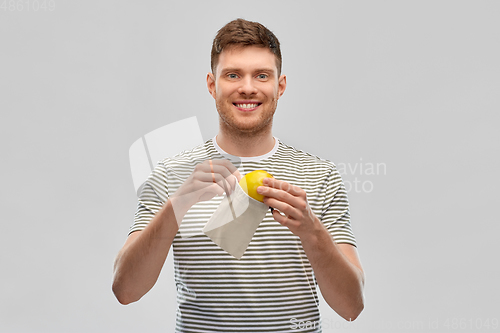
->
xmin=203 ymin=181 xmax=268 ymax=259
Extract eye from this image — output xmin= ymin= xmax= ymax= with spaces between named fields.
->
xmin=227 ymin=73 xmax=239 ymax=79
xmin=257 ymin=74 xmax=268 ymax=79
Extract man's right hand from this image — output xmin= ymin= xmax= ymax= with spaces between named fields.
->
xmin=169 ymin=159 xmax=242 ymax=223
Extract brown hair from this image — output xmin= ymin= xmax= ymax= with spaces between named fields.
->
xmin=211 ymin=18 xmax=282 ymax=76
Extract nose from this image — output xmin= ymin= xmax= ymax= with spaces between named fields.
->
xmin=237 ymin=76 xmax=258 ymax=96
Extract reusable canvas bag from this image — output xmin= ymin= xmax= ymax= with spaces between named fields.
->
xmin=202 ymin=181 xmax=268 ymax=259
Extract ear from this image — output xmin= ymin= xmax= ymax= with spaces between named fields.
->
xmin=277 ymin=74 xmax=287 ymax=99
xmin=207 ymin=73 xmax=216 ymax=99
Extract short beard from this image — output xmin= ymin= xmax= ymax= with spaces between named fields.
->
xmin=216 ymin=98 xmax=277 ymax=138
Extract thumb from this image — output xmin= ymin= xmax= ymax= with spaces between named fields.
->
xmin=233 ymin=169 xmax=243 ymax=182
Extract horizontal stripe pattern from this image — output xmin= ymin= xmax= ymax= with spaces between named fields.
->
xmin=130 ymin=139 xmax=356 ymax=332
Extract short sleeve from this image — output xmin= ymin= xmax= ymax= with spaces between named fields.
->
xmin=320 ymin=165 xmax=357 ymax=247
xmin=128 ymin=162 xmax=170 ymax=235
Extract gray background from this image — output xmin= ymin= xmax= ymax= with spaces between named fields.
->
xmin=1 ymin=1 xmax=499 ymax=332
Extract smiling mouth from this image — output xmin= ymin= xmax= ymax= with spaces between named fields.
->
xmin=233 ymin=103 xmax=262 ymax=109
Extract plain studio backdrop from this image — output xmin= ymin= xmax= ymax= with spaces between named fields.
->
xmin=1 ymin=1 xmax=499 ymax=332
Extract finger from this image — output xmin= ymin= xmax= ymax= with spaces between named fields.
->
xmin=257 ymin=185 xmax=303 ymax=210
xmin=271 ymin=208 xmax=300 ymax=229
xmin=264 ymin=197 xmax=301 ymax=221
xmin=226 ymin=174 xmax=239 ymax=194
xmin=263 ymin=178 xmax=304 ymax=197
xmin=194 ymin=169 xmax=225 ymax=183
xmin=216 ymin=159 xmax=242 ymax=182
xmin=195 ymin=160 xmax=241 ymax=195
xmin=193 ymin=170 xmax=232 ymax=195
xmin=232 ymin=169 xmax=243 ymax=182
xmin=213 ymin=173 xmax=233 ymax=195
xmin=196 ymin=162 xmax=233 ymax=183
xmin=207 ymin=161 xmax=239 ymax=183
xmin=211 ymin=165 xmax=238 ymax=194
xmin=209 ymin=159 xmax=216 ymax=184
xmin=197 ymin=182 xmax=225 ymax=201
xmin=208 ymin=160 xmax=242 ymax=192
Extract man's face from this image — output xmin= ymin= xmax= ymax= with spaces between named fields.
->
xmin=207 ymin=45 xmax=286 ymax=136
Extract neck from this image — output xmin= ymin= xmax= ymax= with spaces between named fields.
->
xmin=216 ymin=125 xmax=275 ymax=157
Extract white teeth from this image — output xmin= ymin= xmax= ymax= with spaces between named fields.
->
xmin=235 ymin=103 xmax=259 ymax=109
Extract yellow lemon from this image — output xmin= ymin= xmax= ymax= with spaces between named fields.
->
xmin=239 ymin=170 xmax=274 ymax=202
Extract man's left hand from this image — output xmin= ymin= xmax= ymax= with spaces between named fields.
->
xmin=257 ymin=178 xmax=322 ymax=239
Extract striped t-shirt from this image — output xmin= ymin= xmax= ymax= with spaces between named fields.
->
xmin=130 ymin=137 xmax=356 ymax=333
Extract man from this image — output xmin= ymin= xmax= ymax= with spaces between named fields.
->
xmin=113 ymin=18 xmax=365 ymax=332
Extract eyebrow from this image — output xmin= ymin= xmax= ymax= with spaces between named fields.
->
xmin=221 ymin=67 xmax=276 ymax=74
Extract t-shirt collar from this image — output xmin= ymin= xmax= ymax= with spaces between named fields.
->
xmin=212 ymin=136 xmax=279 ymax=162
